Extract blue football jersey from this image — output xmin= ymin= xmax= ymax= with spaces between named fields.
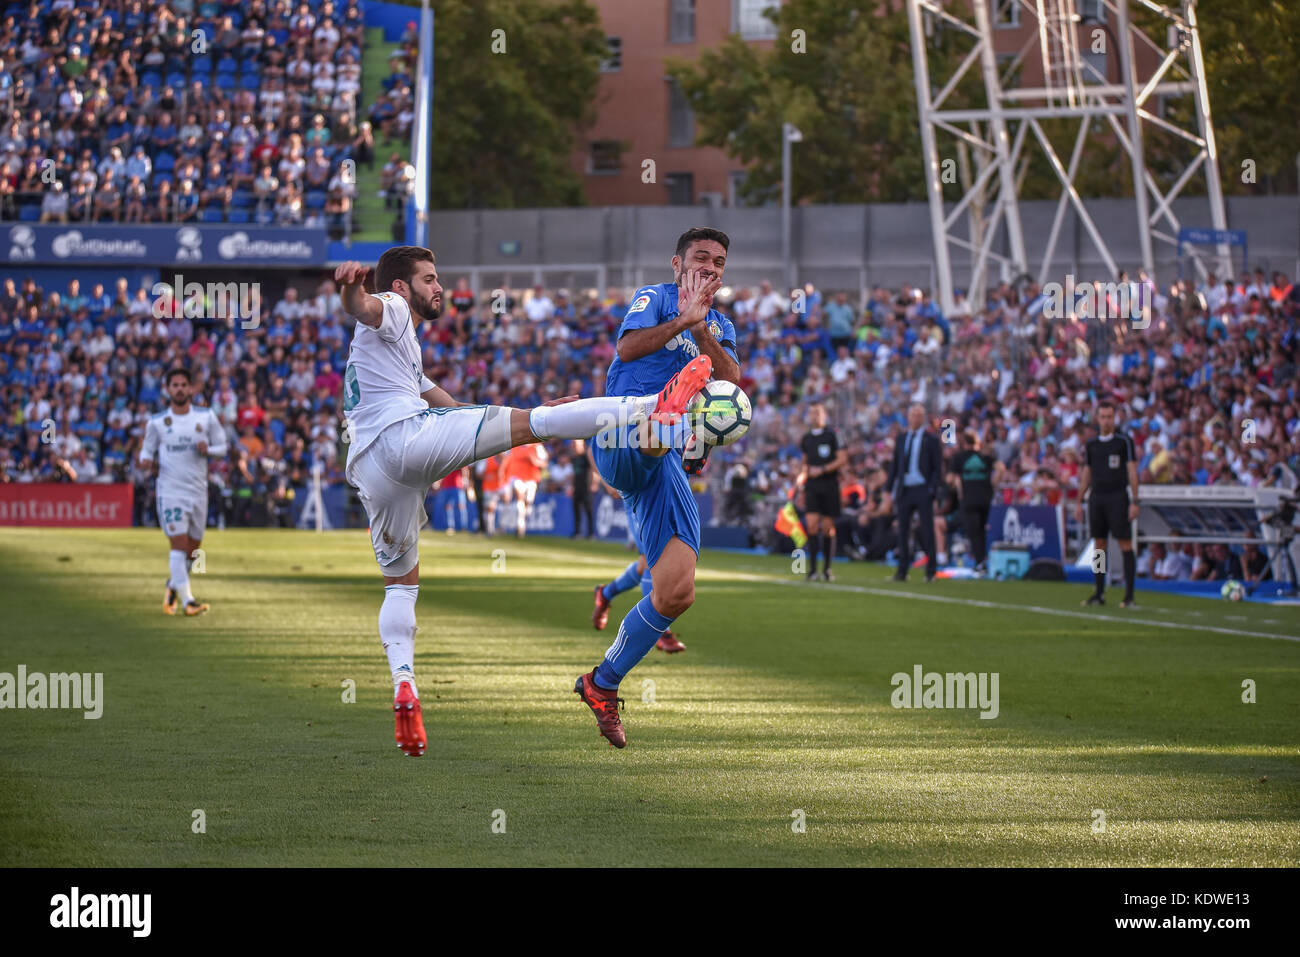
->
xmin=604 ymin=282 xmax=738 ymax=397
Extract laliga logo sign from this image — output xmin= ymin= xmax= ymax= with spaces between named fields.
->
xmin=8 ymin=225 xmax=35 ymax=261
xmin=1002 ymin=507 xmax=1046 ymax=550
xmin=175 ymin=227 xmax=203 ymax=262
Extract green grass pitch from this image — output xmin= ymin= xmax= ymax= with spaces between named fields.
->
xmin=1 ymin=527 xmax=1297 ymax=867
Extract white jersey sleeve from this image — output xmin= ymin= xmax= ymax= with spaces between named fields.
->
xmin=140 ymin=415 xmax=161 ymax=464
xmin=343 ymin=292 xmax=433 ymax=477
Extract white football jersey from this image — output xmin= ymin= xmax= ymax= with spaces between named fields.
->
xmin=343 ymin=292 xmax=435 ymax=475
xmin=140 ymin=406 xmax=227 ymax=500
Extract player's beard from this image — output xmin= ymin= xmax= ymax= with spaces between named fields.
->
xmin=410 ymin=290 xmax=442 ymax=322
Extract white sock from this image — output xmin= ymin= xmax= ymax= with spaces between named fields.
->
xmin=379 ymin=584 xmax=419 ymax=696
xmin=527 ymin=394 xmax=657 ymax=440
xmin=169 ymin=550 xmax=194 ymax=604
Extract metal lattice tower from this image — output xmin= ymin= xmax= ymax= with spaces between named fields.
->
xmin=906 ymin=0 xmax=1229 ymax=313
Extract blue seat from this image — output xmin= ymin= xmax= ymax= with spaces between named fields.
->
xmin=227 ymin=208 xmax=251 ymax=223
xmin=165 ymin=72 xmax=187 ymax=88
xmin=191 ymin=55 xmax=213 ymax=74
xmin=240 ymin=58 xmax=261 ymax=74
xmin=18 ymin=204 xmax=40 ymax=221
xmin=231 ymin=189 xmax=253 ymax=208
xmin=270 ymin=28 xmax=289 ymax=45
xmin=152 ymin=172 xmax=173 ymax=188
xmin=200 ymin=207 xmax=225 ymax=222
xmin=238 ymin=73 xmax=259 ymax=90
xmin=155 ymin=152 xmax=175 ymax=172
xmin=254 ymin=207 xmax=275 ymax=225
xmin=216 ymin=56 xmax=237 ymax=73
xmin=141 ymin=72 xmax=162 ymax=89
xmin=216 ymin=74 xmax=236 ymax=91
xmin=305 ymin=191 xmax=326 ymax=210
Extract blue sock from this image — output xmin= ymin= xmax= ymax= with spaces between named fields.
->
xmin=593 ymin=594 xmax=675 ymax=690
xmin=639 ymin=567 xmax=652 ymax=597
xmin=602 ymin=561 xmax=642 ymax=601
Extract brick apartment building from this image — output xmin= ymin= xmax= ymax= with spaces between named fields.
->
xmin=575 ymin=1 xmax=1148 ymax=207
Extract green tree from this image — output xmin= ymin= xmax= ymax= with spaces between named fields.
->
xmin=402 ymin=0 xmax=607 ymax=208
xmin=1197 ymin=0 xmax=1300 ymax=194
xmin=669 ymin=0 xmax=930 ymax=204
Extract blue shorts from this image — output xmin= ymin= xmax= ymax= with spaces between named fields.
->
xmin=592 ymin=425 xmax=699 ymax=567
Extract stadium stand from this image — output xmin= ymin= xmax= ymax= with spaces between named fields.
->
xmin=0 ymin=0 xmax=414 ymax=238
xmin=1 ymin=264 xmax=1296 ymax=584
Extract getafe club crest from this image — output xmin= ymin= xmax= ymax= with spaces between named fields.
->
xmin=708 ymin=320 xmax=722 ymax=339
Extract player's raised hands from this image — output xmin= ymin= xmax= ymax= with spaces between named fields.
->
xmin=334 ymin=261 xmax=370 ymax=287
xmin=682 ymin=268 xmax=721 ymax=319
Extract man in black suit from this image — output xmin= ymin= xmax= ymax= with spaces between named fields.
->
xmin=889 ymin=403 xmax=942 ymax=582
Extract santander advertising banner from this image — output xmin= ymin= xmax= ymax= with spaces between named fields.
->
xmin=0 ymin=484 xmax=133 ymax=527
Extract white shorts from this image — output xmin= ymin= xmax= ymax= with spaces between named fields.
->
xmin=158 ymin=495 xmax=207 ymax=539
xmin=510 ymin=479 xmax=537 ymax=505
xmin=348 ymin=405 xmax=513 ymax=576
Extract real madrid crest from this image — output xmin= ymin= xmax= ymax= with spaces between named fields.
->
xmin=196 ymin=423 xmax=203 ymax=432
xmin=164 ymin=416 xmax=172 ymax=426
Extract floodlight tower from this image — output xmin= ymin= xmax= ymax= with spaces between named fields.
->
xmin=906 ymin=0 xmax=1229 ymax=314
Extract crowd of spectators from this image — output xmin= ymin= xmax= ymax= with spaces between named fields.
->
xmin=0 ymin=0 xmax=405 ymax=235
xmin=0 ymin=263 xmax=1296 ymax=579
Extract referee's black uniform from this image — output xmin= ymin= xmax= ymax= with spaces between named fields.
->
xmin=950 ymin=447 xmax=996 ymax=567
xmin=1084 ymin=430 xmax=1137 ymax=601
xmin=801 ymin=426 xmax=841 ymax=576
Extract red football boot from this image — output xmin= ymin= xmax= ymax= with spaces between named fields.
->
xmin=651 ymin=354 xmax=713 ymax=424
xmin=592 ymin=584 xmax=611 ymax=630
xmin=573 ymin=671 xmax=626 ymax=748
xmin=655 ymin=629 xmax=686 ymax=654
xmin=393 ymin=680 xmax=426 ymax=756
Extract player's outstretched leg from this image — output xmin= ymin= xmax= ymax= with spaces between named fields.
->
xmin=523 ymin=355 xmax=712 ymax=444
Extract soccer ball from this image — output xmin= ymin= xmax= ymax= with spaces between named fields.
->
xmin=688 ymin=379 xmax=752 ymax=447
xmin=1220 ymin=579 xmax=1245 ymax=602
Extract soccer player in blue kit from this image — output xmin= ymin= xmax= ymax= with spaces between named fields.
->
xmin=574 ymin=226 xmax=742 ymax=747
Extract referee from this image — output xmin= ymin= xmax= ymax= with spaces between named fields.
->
xmin=1076 ymin=400 xmax=1140 ymax=607
xmin=949 ymin=429 xmax=1003 ymax=572
xmin=800 ymin=402 xmax=847 ymax=581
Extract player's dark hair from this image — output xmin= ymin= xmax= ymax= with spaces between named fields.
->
xmin=1097 ymin=399 xmax=1115 ymax=412
xmin=675 ymin=227 xmax=730 ymax=261
xmin=166 ymin=366 xmax=191 ymax=385
xmin=375 ymin=246 xmax=436 ymax=294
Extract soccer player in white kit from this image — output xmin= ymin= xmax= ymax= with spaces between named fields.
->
xmin=336 ymin=246 xmax=712 ymax=756
xmin=139 ymin=367 xmax=228 ymax=617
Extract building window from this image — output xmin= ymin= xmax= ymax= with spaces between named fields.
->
xmin=667 ymin=78 xmax=695 ymax=148
xmin=669 ymin=0 xmax=695 ymax=44
xmin=1079 ymin=0 xmax=1105 ymax=22
xmin=992 ymin=0 xmax=1019 ymax=29
xmin=996 ymin=52 xmax=1022 ymax=89
xmin=589 ymin=140 xmax=621 ymax=175
xmin=665 ymin=172 xmax=694 ymax=206
xmin=733 ymin=0 xmax=779 ymax=41
xmin=601 ymin=36 xmax=621 ymax=73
